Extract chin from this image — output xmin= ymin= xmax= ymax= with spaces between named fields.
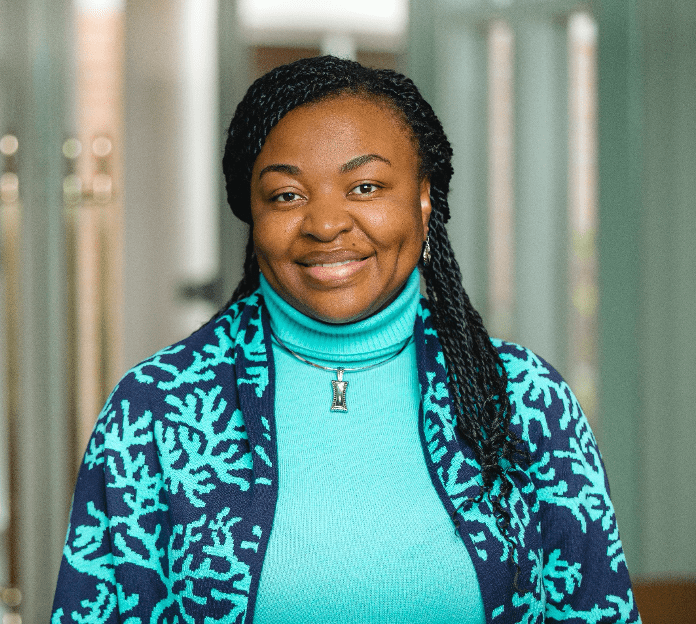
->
xmin=297 ymin=295 xmax=393 ymax=325
xmin=299 ymin=305 xmax=369 ymax=325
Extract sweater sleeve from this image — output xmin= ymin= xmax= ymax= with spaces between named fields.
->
xmin=499 ymin=342 xmax=641 ymax=623
xmin=51 ymin=359 xmax=176 ymax=623
xmin=52 ymin=309 xmax=260 ymax=624
xmin=51 ymin=395 xmax=121 ymax=623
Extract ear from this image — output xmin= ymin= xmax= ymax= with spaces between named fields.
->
xmin=419 ymin=178 xmax=432 ymax=240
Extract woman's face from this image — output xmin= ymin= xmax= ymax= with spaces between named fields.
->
xmin=250 ymin=95 xmax=431 ymax=324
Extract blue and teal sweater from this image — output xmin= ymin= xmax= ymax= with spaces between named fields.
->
xmin=253 ymin=270 xmax=484 ymax=623
xmin=52 ymin=275 xmax=640 ymax=623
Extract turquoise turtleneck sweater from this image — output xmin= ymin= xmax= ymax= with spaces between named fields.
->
xmin=254 ymin=270 xmax=485 ymax=624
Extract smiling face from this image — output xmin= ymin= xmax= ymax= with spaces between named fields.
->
xmin=249 ymin=95 xmax=431 ymax=324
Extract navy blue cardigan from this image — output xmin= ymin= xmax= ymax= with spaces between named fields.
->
xmin=52 ymin=292 xmax=640 ymax=623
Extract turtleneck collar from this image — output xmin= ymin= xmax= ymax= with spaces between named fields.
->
xmin=259 ymin=269 xmax=421 ymax=366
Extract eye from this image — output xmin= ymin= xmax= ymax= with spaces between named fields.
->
xmin=272 ymin=191 xmax=302 ymax=203
xmin=350 ymin=183 xmax=380 ymax=196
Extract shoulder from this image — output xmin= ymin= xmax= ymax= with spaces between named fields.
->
xmin=78 ymin=292 xmax=266 ymax=493
xmin=90 ymin=293 xmax=265 ymax=450
xmin=113 ymin=293 xmax=261 ymax=396
xmin=491 ymin=339 xmax=591 ymax=455
xmin=493 ymin=339 xmax=565 ymax=388
xmin=490 ymin=347 xmax=638 ymax=619
xmin=492 ymin=339 xmax=572 ymax=414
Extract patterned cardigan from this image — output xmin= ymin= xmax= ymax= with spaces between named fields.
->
xmin=52 ymin=291 xmax=641 ymax=623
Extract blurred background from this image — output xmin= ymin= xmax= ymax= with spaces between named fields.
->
xmin=0 ymin=0 xmax=694 ymax=621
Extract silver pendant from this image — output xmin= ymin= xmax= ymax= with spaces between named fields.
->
xmin=331 ymin=368 xmax=348 ymax=412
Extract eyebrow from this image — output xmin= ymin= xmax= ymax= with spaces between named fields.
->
xmin=340 ymin=153 xmax=391 ymax=173
xmin=258 ymin=163 xmax=300 ymax=179
xmin=257 ymin=153 xmax=392 ymax=180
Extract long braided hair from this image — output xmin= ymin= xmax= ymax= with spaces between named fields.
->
xmin=219 ymin=55 xmax=526 ymax=574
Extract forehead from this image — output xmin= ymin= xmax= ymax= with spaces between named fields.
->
xmin=252 ymin=95 xmax=419 ymax=173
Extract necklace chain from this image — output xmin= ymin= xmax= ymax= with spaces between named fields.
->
xmin=269 ymin=328 xmax=411 ymax=373
xmin=269 ymin=328 xmax=412 ymax=412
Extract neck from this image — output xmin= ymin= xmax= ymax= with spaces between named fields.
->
xmin=259 ymin=269 xmax=422 ymax=367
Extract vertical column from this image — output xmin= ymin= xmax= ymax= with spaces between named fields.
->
xmin=178 ymin=0 xmax=220 ymax=330
xmin=436 ymin=20 xmax=489 ymax=310
xmin=487 ymin=21 xmax=515 ymax=339
xmin=123 ymin=0 xmax=184 ymax=366
xmin=514 ymin=17 xmax=569 ymax=374
xmin=73 ymin=0 xmax=126 ymax=458
xmin=665 ymin=0 xmax=696 ymax=575
xmin=567 ymin=13 xmax=599 ymax=430
xmin=407 ymin=0 xmax=437 ymax=103
xmin=124 ymin=0 xmax=226 ymax=367
xmin=1 ymin=133 xmax=23 ymax=617
xmin=16 ymin=0 xmax=72 ymax=619
xmin=639 ymin=0 xmax=696 ymax=576
xmin=0 ymin=142 xmax=11 ymax=618
xmin=218 ymin=0 xmax=250 ymax=304
xmin=0 ymin=19 xmax=7 ymax=603
xmin=596 ymin=0 xmax=642 ymax=572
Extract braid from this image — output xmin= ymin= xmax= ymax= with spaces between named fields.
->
xmin=230 ymin=230 xmax=259 ymax=302
xmin=211 ymin=230 xmax=257 ymax=319
xmin=217 ymin=55 xmax=528 ymax=585
xmin=424 ymin=204 xmax=527 ymax=586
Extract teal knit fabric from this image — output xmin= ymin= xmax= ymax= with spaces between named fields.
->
xmin=254 ymin=270 xmax=485 ymax=624
xmin=53 ymin=275 xmax=641 ymax=622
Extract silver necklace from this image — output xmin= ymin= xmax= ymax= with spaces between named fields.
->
xmin=270 ymin=329 xmax=412 ymax=412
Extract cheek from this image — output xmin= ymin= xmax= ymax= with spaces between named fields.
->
xmin=252 ymin=223 xmax=270 ymax=260
xmin=366 ymin=199 xmax=423 ymax=244
xmin=383 ymin=204 xmax=427 ymax=253
xmin=253 ymin=216 xmax=291 ymax=262
xmin=253 ymin=231 xmax=284 ymax=282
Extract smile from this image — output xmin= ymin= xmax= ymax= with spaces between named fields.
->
xmin=300 ymin=257 xmax=370 ymax=282
xmin=305 ymin=259 xmax=363 ymax=268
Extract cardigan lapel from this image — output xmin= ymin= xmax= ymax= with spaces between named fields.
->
xmin=413 ymin=299 xmax=541 ymax=624
xmin=233 ymin=294 xmax=279 ymax=624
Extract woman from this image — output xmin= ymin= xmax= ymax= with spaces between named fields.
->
xmin=53 ymin=56 xmax=640 ymax=623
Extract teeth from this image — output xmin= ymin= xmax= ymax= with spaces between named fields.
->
xmin=310 ymin=260 xmax=355 ymax=268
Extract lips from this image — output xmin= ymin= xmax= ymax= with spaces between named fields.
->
xmin=297 ymin=250 xmax=370 ymax=267
xmin=297 ymin=250 xmax=371 ymax=282
xmin=305 ymin=259 xmax=358 ymax=268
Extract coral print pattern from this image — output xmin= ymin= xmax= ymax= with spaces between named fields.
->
xmin=52 ymin=292 xmax=640 ymax=624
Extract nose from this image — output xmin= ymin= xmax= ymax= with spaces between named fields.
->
xmin=299 ymin=194 xmax=353 ymax=242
